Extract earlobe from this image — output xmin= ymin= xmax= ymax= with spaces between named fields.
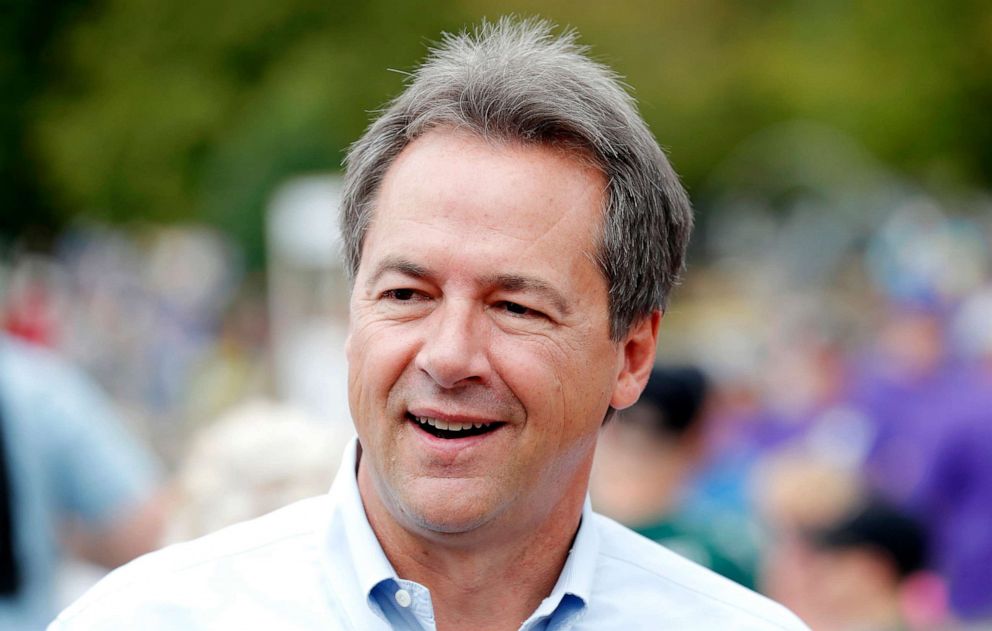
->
xmin=609 ymin=310 xmax=661 ymax=410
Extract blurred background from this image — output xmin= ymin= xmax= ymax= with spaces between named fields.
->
xmin=2 ymin=1 xmax=991 ymax=629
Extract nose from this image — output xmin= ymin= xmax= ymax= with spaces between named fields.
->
xmin=414 ymin=299 xmax=492 ymax=389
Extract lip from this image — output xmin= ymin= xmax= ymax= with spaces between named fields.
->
xmin=404 ymin=407 xmax=510 ymax=460
xmin=407 ymin=406 xmax=506 ymax=427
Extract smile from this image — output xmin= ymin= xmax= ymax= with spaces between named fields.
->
xmin=407 ymin=413 xmax=504 ymax=439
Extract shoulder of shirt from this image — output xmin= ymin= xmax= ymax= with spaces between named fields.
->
xmin=0 ymin=335 xmax=103 ymax=405
xmin=0 ymin=335 xmax=71 ymax=382
xmin=590 ymin=512 xmax=810 ymax=631
xmin=53 ymin=494 xmax=330 ymax=625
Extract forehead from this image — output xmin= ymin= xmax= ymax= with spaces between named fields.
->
xmin=361 ymin=129 xmax=608 ymax=278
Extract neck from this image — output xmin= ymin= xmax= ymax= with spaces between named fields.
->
xmin=359 ymin=462 xmax=587 ymax=631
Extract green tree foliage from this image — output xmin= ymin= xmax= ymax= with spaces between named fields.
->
xmin=485 ymin=0 xmax=992 ymax=193
xmin=1 ymin=0 xmax=90 ymax=243
xmin=21 ymin=0 xmax=465 ymax=262
xmin=7 ymin=0 xmax=992 ymax=262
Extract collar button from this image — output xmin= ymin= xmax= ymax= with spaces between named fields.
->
xmin=395 ymin=588 xmax=413 ymax=608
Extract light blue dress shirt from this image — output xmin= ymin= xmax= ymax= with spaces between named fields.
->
xmin=51 ymin=438 xmax=809 ymax=630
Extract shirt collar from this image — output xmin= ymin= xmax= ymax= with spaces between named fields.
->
xmin=322 ymin=437 xmax=597 ymax=626
xmin=327 ymin=438 xmax=398 ymax=594
xmin=523 ymin=496 xmax=598 ymax=626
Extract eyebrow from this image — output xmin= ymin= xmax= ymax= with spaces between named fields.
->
xmin=366 ymin=256 xmax=432 ymax=288
xmin=484 ymin=273 xmax=572 ymax=317
xmin=366 ymin=257 xmax=572 ymax=317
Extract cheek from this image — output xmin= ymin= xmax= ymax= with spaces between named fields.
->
xmin=561 ymin=342 xmax=620 ymax=432
xmin=347 ymin=322 xmax=418 ymax=419
xmin=493 ymin=334 xmax=615 ymax=436
xmin=490 ymin=336 xmax=561 ymax=400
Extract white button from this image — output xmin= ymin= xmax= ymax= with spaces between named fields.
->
xmin=395 ymin=588 xmax=412 ymax=608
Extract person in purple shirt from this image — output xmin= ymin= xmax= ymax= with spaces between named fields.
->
xmin=852 ymin=303 xmax=992 ymax=622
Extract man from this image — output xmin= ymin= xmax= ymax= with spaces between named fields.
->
xmin=52 ymin=18 xmax=809 ymax=630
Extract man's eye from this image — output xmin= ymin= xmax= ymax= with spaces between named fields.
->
xmin=498 ymin=301 xmax=543 ymax=318
xmin=383 ymin=288 xmax=418 ymax=301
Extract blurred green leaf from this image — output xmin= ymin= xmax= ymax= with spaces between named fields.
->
xmin=6 ymin=0 xmax=991 ymax=261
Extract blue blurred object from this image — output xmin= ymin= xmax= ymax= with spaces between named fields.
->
xmin=0 ymin=336 xmax=160 ymax=629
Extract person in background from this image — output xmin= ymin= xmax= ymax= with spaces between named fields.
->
xmin=906 ymin=410 xmax=992 ymax=626
xmin=769 ymin=500 xmax=929 ymax=631
xmin=591 ymin=365 xmax=759 ymax=588
xmin=853 ymin=299 xmax=992 ymax=623
xmin=0 ymin=334 xmax=164 ymax=629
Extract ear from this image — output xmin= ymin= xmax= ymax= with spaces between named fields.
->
xmin=610 ymin=310 xmax=661 ymax=410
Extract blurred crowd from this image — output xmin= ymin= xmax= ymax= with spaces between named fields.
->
xmin=594 ymin=174 xmax=992 ymax=629
xmin=1 ymin=224 xmax=269 ymax=460
xmin=1 ymin=169 xmax=991 ymax=630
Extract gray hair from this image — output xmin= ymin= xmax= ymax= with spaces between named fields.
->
xmin=341 ymin=17 xmax=693 ymax=340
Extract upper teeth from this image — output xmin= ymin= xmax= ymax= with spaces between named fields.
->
xmin=415 ymin=416 xmax=491 ymax=431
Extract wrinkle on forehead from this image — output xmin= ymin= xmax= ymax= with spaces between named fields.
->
xmin=373 ymin=128 xmax=607 ymax=225
xmin=359 ymin=128 xmax=611 ymax=304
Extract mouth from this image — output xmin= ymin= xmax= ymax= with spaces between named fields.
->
xmin=406 ymin=412 xmax=505 ymax=440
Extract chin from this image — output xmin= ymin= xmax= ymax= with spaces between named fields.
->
xmin=397 ymin=481 xmax=505 ymax=536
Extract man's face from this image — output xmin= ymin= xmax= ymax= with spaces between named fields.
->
xmin=347 ymin=128 xmax=647 ymax=539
